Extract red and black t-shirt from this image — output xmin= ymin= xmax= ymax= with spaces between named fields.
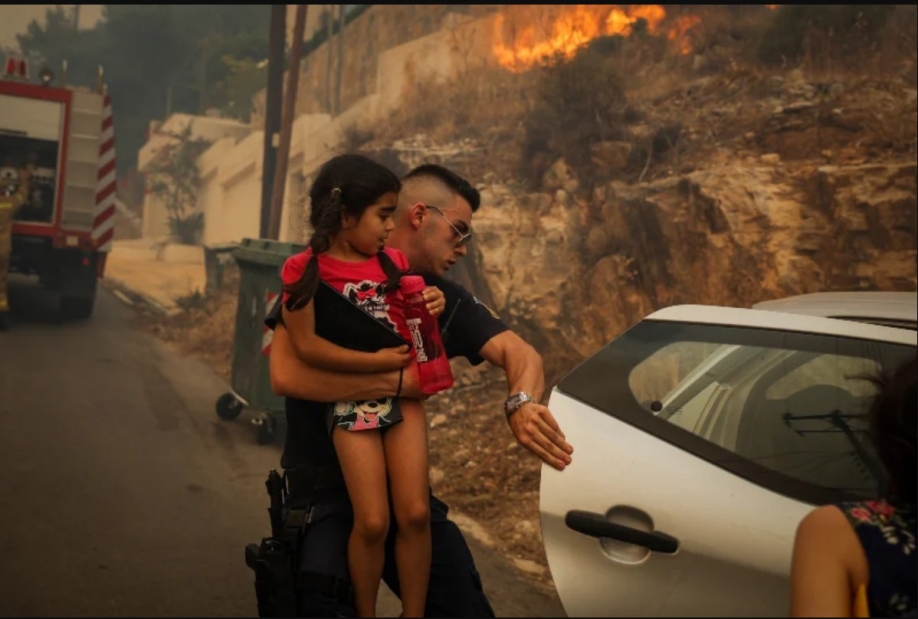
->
xmin=280 ymin=246 xmax=410 ymax=340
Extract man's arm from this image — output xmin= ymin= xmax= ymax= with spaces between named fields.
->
xmin=270 ymin=323 xmax=424 ymax=402
xmin=479 ymin=330 xmax=574 ymax=471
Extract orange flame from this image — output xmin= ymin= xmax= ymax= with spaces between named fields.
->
xmin=666 ymin=15 xmax=702 ymax=56
xmin=493 ymin=5 xmax=703 ymax=72
xmin=606 ymin=5 xmax=666 ymax=35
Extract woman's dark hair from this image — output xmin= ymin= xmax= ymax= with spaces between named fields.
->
xmin=284 ymin=154 xmax=402 ymax=311
xmin=865 ymin=354 xmax=917 ymax=506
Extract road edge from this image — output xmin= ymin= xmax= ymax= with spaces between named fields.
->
xmin=102 ymin=277 xmax=179 ymax=317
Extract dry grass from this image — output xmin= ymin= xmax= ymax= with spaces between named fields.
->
xmin=371 ymin=65 xmax=537 ymax=183
xmin=139 ymin=269 xmax=239 ymax=384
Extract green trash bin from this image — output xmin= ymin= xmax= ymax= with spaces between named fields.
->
xmin=214 ymin=237 xmax=305 ymax=445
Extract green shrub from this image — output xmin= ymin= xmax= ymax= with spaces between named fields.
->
xmin=522 ymin=46 xmax=628 ymax=187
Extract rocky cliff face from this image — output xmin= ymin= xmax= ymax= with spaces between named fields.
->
xmin=470 ymin=160 xmax=916 ymax=379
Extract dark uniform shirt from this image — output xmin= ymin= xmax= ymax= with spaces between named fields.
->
xmin=265 ymin=274 xmax=508 ymax=470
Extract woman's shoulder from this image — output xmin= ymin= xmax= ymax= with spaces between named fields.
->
xmin=797 ymin=504 xmax=854 ymax=539
xmin=794 ymin=504 xmax=867 ymax=561
xmin=793 ymin=505 xmax=870 ymax=595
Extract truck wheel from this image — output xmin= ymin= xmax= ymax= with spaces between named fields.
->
xmin=216 ymin=392 xmax=243 ymax=421
xmin=256 ymin=414 xmax=276 ymax=445
xmin=60 ymin=296 xmax=95 ymax=320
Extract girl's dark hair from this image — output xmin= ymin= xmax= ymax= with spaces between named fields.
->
xmin=865 ymin=354 xmax=917 ymax=506
xmin=284 ymin=154 xmax=402 ymax=311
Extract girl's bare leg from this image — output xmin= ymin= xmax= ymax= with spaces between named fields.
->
xmin=334 ymin=427 xmax=391 ymax=617
xmin=382 ymin=400 xmax=431 ymax=618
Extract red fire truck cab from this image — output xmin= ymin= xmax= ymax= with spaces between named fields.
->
xmin=1 ymin=56 xmax=116 ymax=319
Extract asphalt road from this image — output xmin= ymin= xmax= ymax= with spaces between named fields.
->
xmin=0 ymin=277 xmax=566 ymax=618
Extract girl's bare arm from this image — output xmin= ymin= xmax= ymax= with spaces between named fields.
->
xmin=282 ymin=299 xmax=408 ymax=373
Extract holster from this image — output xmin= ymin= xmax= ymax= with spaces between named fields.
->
xmin=247 ymin=539 xmax=298 ymax=617
xmin=246 ymin=465 xmax=352 ymax=617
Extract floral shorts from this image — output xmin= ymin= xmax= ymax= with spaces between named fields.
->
xmin=326 ymin=397 xmax=403 ymax=434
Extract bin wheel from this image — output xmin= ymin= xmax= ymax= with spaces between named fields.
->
xmin=257 ymin=414 xmax=276 ymax=445
xmin=216 ymin=393 xmax=243 ymax=421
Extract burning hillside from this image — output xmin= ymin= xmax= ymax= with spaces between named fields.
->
xmin=492 ymin=5 xmax=711 ymax=71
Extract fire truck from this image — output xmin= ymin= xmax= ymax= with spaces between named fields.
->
xmin=0 ymin=55 xmax=116 ymax=319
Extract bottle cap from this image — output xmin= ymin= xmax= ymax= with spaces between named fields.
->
xmin=399 ymin=275 xmax=426 ymax=296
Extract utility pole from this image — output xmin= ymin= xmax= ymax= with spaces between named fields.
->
xmin=260 ymin=5 xmax=286 ymax=239
xmin=324 ymin=8 xmax=333 ymax=113
xmin=73 ymin=4 xmax=81 ymax=30
xmin=334 ymin=4 xmax=345 ymax=114
xmin=268 ymin=4 xmax=307 ymax=240
xmin=198 ymin=38 xmax=210 ymax=115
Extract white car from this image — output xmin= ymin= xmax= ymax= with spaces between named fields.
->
xmin=540 ymin=292 xmax=917 ymax=617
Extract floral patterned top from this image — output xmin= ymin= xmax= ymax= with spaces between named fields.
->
xmin=838 ymin=500 xmax=917 ymax=617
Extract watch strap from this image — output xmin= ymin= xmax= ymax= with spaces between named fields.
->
xmin=504 ymin=392 xmax=533 ymax=417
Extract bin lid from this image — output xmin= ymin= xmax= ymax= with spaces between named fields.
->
xmin=204 ymin=241 xmax=240 ymax=253
xmin=232 ymin=237 xmax=307 ymax=268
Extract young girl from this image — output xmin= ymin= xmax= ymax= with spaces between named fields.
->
xmin=279 ymin=154 xmax=443 ymax=618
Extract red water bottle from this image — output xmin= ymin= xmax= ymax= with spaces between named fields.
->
xmin=400 ymin=275 xmax=454 ymax=395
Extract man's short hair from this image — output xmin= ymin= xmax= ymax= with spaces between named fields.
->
xmin=402 ymin=164 xmax=481 ymax=212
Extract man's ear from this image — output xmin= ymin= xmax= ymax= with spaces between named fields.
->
xmin=406 ymin=202 xmax=427 ymax=230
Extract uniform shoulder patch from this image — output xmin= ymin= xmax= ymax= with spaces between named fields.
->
xmin=473 ymin=296 xmax=500 ymax=319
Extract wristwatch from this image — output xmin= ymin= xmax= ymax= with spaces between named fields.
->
xmin=504 ymin=392 xmax=534 ymax=418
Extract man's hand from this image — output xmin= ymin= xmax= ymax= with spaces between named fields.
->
xmin=397 ymin=361 xmax=430 ymax=401
xmin=423 ymin=286 xmax=446 ymax=317
xmin=508 ymin=402 xmax=573 ymax=471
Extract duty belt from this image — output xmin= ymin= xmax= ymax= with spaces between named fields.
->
xmin=284 ymin=463 xmax=348 ymax=507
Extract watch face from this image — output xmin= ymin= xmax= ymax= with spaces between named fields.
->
xmin=506 ymin=393 xmax=530 ymax=413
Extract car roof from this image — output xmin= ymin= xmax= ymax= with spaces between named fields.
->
xmin=645 ymin=304 xmax=917 ymax=346
xmin=752 ymin=292 xmax=917 ymax=329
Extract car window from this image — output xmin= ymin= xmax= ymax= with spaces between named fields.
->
xmin=558 ymin=320 xmax=914 ymax=504
xmin=765 ymin=354 xmax=881 ymax=399
xmin=630 ymin=345 xmax=883 ymax=495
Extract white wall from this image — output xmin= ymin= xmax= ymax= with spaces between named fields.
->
xmin=139 ymin=113 xmax=250 ymax=240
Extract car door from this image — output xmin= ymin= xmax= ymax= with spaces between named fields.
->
xmin=540 ymin=305 xmax=917 ymax=618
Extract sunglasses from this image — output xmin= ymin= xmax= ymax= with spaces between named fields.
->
xmin=426 ymin=205 xmax=472 ymax=247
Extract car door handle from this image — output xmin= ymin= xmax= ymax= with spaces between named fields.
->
xmin=565 ymin=510 xmax=679 ymax=554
